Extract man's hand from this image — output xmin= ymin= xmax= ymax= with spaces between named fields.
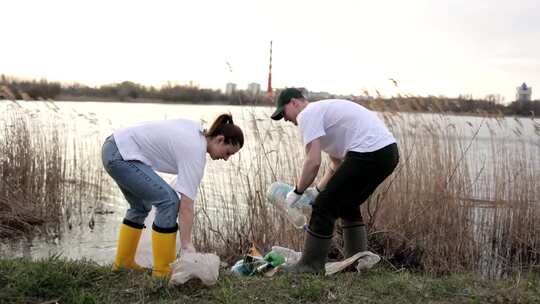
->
xmin=285 ymin=189 xmax=302 ymax=207
xmin=304 ymin=186 xmax=320 ymax=200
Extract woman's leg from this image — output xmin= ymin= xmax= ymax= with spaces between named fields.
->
xmin=102 ymin=136 xmax=179 ymax=275
xmin=102 ymin=136 xmax=180 ymax=228
xmin=105 ymin=157 xmax=180 ymax=278
xmin=102 ymin=136 xmax=145 ymax=270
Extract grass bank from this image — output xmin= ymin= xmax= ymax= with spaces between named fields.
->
xmin=1 ymin=257 xmax=539 ymax=304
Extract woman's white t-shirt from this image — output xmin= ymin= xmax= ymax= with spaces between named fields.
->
xmin=297 ymin=99 xmax=396 ymax=159
xmin=113 ymin=119 xmax=207 ymax=200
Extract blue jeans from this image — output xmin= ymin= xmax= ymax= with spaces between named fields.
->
xmin=101 ymin=135 xmax=180 ymax=229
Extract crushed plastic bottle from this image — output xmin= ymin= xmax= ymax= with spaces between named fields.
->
xmin=231 ymin=254 xmax=265 ymax=276
xmin=255 ymin=251 xmax=286 ymax=275
xmin=267 ymin=182 xmax=316 ymax=207
xmin=270 ymin=246 xmax=302 ymax=265
xmin=231 ymin=251 xmax=285 ymax=277
xmin=285 ymin=201 xmax=308 ymax=229
xmin=267 ymin=182 xmax=311 ymax=229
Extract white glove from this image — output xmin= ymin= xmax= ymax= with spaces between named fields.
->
xmin=304 ymin=187 xmax=320 ymax=200
xmin=285 ymin=189 xmax=302 ymax=207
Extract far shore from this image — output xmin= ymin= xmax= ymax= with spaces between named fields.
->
xmin=1 ymin=96 xmax=534 ymax=118
xmin=54 ymin=94 xmax=266 ymax=106
xmin=23 ymin=95 xmax=518 ymax=118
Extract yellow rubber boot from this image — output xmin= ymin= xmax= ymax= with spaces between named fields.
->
xmin=151 ymin=225 xmax=177 ymax=278
xmin=113 ymin=221 xmax=143 ymax=271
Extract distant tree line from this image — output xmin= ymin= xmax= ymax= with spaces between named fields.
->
xmin=61 ymin=81 xmax=229 ymax=103
xmin=0 ymin=75 xmax=62 ymax=100
xmin=0 ymin=75 xmax=265 ymax=105
xmin=355 ymin=95 xmax=540 ymax=117
xmin=1 ymin=75 xmax=539 ymax=117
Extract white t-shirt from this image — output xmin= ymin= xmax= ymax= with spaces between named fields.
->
xmin=113 ymin=119 xmax=207 ymax=200
xmin=297 ymin=99 xmax=396 ymax=158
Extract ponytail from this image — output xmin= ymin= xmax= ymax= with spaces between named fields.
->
xmin=205 ymin=113 xmax=244 ymax=148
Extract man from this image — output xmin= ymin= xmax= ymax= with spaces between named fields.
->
xmin=271 ymin=88 xmax=399 ymax=274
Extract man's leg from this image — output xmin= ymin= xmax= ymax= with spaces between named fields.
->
xmin=339 ymin=143 xmax=400 ymax=258
xmin=342 ymin=217 xmax=368 ymax=259
xmin=285 ymin=155 xmax=362 ymax=274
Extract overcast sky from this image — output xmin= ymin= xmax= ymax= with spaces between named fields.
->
xmin=1 ymin=0 xmax=538 ymax=102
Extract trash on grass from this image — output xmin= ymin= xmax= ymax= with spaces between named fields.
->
xmin=170 ymin=252 xmax=220 ymax=286
xmin=325 ymin=251 xmax=381 ymax=275
xmin=231 ymin=245 xmax=286 ymax=277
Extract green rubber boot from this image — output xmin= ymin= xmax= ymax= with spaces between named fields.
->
xmin=342 ymin=220 xmax=367 ymax=258
xmin=284 ymin=231 xmax=332 ymax=275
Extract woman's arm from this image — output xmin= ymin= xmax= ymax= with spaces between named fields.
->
xmin=178 ymin=194 xmax=195 ymax=251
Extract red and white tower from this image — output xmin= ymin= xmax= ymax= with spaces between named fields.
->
xmin=266 ymin=40 xmax=273 ymax=102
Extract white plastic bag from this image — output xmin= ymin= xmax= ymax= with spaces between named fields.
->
xmin=355 ymin=251 xmax=381 ymax=272
xmin=169 ymin=252 xmax=220 ymax=286
xmin=270 ymin=245 xmax=381 ymax=276
xmin=325 ymin=251 xmax=381 ymax=275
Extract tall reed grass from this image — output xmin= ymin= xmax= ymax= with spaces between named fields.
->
xmin=0 ymin=97 xmax=108 ymax=237
xmin=377 ymin=112 xmax=538 ymax=276
xmin=193 ymin=107 xmax=539 ymax=276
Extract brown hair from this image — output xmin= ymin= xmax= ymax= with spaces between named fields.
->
xmin=205 ymin=113 xmax=244 ymax=148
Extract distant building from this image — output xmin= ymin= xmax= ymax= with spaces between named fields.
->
xmin=354 ymin=95 xmax=374 ymax=102
xmin=225 ymin=83 xmax=237 ymax=95
xmin=247 ymin=83 xmax=261 ymax=96
xmin=516 ymin=82 xmax=532 ymax=101
xmin=306 ymin=91 xmax=331 ymax=100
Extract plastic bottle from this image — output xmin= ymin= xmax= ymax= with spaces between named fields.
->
xmin=267 ymin=182 xmax=316 ymax=207
xmin=264 ymin=251 xmax=286 ymax=267
xmin=255 ymin=251 xmax=286 ymax=274
xmin=270 ymin=246 xmax=302 ymax=264
xmin=285 ymin=203 xmax=307 ymax=229
xmin=267 ymin=182 xmax=317 ymax=229
xmin=231 ymin=260 xmax=251 ymax=276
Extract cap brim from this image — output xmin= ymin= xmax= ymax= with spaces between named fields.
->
xmin=270 ymin=106 xmax=284 ymax=120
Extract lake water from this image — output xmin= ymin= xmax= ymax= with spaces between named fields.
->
xmin=1 ymin=100 xmax=539 ymax=266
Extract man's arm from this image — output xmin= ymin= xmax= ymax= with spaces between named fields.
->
xmin=296 ymin=139 xmax=322 ymax=193
xmin=178 ymin=194 xmax=195 ymax=251
xmin=316 ymin=155 xmax=343 ymax=190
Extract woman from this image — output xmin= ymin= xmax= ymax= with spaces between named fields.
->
xmin=102 ymin=114 xmax=244 ymax=278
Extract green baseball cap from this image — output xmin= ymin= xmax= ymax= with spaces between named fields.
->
xmin=270 ymin=88 xmax=304 ymax=120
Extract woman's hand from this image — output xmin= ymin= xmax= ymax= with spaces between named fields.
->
xmin=181 ymin=243 xmax=196 ymax=255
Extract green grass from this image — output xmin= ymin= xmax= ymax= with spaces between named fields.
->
xmin=1 ymin=257 xmax=539 ymax=304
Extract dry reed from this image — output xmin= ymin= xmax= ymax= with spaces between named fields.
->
xmin=193 ymin=106 xmax=539 ymax=276
xmin=0 ymin=97 xmax=107 ymax=237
